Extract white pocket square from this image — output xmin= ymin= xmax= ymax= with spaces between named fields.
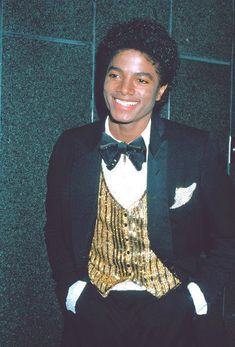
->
xmin=170 ymin=183 xmax=197 ymax=209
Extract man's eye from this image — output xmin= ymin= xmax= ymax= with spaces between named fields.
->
xmin=109 ymin=73 xmax=119 ymax=78
xmin=138 ymin=78 xmax=148 ymax=84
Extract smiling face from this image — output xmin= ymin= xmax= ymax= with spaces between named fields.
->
xmin=103 ymin=49 xmax=167 ymax=136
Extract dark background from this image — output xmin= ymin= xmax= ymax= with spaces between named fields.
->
xmin=0 ymin=1 xmax=234 ymax=346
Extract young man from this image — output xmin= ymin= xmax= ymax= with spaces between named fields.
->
xmin=45 ymin=19 xmax=235 ymax=347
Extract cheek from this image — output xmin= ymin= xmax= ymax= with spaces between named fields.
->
xmin=103 ymin=85 xmax=112 ymax=109
xmin=103 ymin=82 xmax=110 ymax=99
xmin=103 ymin=90 xmax=110 ymax=107
xmin=103 ymin=80 xmax=114 ymax=97
xmin=103 ymin=80 xmax=108 ymax=94
xmin=143 ymin=89 xmax=158 ymax=104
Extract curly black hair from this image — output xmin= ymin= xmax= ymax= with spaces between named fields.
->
xmin=95 ymin=18 xmax=179 ymax=116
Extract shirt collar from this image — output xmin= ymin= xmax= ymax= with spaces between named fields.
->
xmin=105 ymin=116 xmax=151 ymax=150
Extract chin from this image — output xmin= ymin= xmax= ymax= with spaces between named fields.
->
xmin=109 ymin=114 xmax=134 ymax=124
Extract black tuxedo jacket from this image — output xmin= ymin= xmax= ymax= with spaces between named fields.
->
xmin=45 ymin=115 xmax=235 ymax=315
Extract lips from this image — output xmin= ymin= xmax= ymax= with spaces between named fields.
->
xmin=115 ymin=98 xmax=138 ymax=106
xmin=113 ymin=97 xmax=139 ymax=110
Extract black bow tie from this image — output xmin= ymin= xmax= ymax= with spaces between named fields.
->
xmin=99 ymin=132 xmax=146 ymax=171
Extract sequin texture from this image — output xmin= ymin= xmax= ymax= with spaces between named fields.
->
xmin=88 ymin=172 xmax=181 ymax=297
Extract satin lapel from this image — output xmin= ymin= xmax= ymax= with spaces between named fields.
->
xmin=147 ymin=117 xmax=173 ymax=260
xmin=70 ymin=124 xmax=103 ymax=267
xmin=166 ymin=121 xmax=185 ymax=208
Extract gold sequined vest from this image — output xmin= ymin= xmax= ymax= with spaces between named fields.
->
xmin=88 ymin=172 xmax=180 ymax=297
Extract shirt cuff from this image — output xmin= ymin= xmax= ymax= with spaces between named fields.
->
xmin=187 ymin=282 xmax=208 ymax=315
xmin=65 ymin=280 xmax=87 ymax=314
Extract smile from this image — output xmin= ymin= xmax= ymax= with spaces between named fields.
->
xmin=114 ymin=98 xmax=138 ymax=107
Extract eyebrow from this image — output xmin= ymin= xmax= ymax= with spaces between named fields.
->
xmin=107 ymin=65 xmax=154 ymax=80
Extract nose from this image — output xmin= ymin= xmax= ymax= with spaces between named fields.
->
xmin=119 ymin=77 xmax=134 ymax=95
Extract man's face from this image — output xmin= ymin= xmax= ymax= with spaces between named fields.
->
xmin=103 ymin=49 xmax=167 ymax=126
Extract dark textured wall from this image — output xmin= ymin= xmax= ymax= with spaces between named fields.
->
xmin=0 ymin=1 xmax=234 ymax=346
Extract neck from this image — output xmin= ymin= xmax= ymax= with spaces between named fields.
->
xmin=108 ymin=117 xmax=150 ymax=143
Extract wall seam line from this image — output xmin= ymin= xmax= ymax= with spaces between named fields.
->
xmin=4 ymin=31 xmax=91 ymax=46
xmin=227 ymin=0 xmax=235 ymax=176
xmin=91 ymin=0 xmax=96 ymax=123
xmin=0 ymin=0 xmax=4 ymax=145
xmin=167 ymin=0 xmax=173 ymax=120
xmin=180 ymin=53 xmax=230 ymax=66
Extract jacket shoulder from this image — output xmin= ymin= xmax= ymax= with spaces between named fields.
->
xmin=49 ymin=121 xmax=103 ymax=165
xmin=62 ymin=121 xmax=102 ymax=141
xmin=163 ymin=118 xmax=211 ymax=150
xmin=55 ymin=121 xmax=103 ymax=149
xmin=161 ymin=118 xmax=213 ymax=163
xmin=163 ymin=118 xmax=209 ymax=140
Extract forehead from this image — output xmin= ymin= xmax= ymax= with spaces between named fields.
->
xmin=108 ymin=49 xmax=157 ymax=73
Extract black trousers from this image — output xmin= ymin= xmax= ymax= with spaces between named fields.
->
xmin=61 ymin=283 xmax=227 ymax=347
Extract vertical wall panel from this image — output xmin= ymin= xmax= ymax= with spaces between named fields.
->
xmin=96 ymin=0 xmax=170 ymax=43
xmin=0 ymin=36 xmax=92 ymax=346
xmin=1 ymin=36 xmax=92 ymax=221
xmin=171 ymin=61 xmax=230 ymax=152
xmin=173 ymin=0 xmax=233 ymax=61
xmin=4 ymin=0 xmax=93 ymax=41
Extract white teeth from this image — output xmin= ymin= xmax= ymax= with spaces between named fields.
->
xmin=115 ymin=98 xmax=138 ymax=106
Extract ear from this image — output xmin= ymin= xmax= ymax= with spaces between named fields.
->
xmin=156 ymin=84 xmax=168 ymax=101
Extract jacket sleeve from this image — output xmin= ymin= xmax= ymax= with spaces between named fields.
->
xmin=44 ymin=131 xmax=79 ymax=310
xmin=193 ymin=133 xmax=235 ymax=306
